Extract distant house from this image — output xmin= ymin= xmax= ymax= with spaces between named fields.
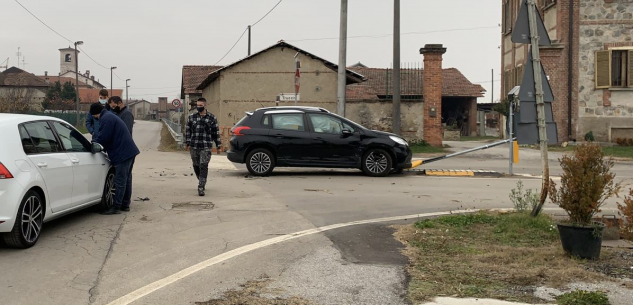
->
xmin=0 ymin=67 xmax=49 ymax=112
xmin=78 ymin=88 xmax=123 ymax=111
xmin=126 ymin=99 xmax=152 ymax=119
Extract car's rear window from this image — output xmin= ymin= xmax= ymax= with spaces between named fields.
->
xmin=235 ymin=115 xmax=250 ymax=127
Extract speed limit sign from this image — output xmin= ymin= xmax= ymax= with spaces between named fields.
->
xmin=172 ymin=99 xmax=182 ymax=108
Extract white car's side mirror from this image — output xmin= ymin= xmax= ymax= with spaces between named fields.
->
xmin=91 ymin=143 xmax=104 ymax=154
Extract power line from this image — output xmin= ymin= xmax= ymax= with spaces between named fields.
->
xmin=14 ymin=0 xmax=73 ymax=43
xmin=212 ymin=0 xmax=284 ymax=65
xmin=77 ymin=46 xmax=109 ymax=70
xmin=287 ymin=25 xmax=500 ymax=42
xmin=252 ymin=0 xmax=283 ymax=27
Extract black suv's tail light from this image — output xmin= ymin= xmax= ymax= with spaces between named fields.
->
xmin=0 ymin=162 xmax=14 ymax=179
xmin=231 ymin=126 xmax=251 ymax=136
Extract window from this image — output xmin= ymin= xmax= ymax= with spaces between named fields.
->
xmin=51 ymin=121 xmax=90 ymax=152
xmin=22 ymin=121 xmax=62 ymax=153
xmin=309 ymin=114 xmax=345 ymax=134
xmin=262 ymin=115 xmax=270 ymax=127
xmin=272 ymin=114 xmax=305 ymax=131
xmin=595 ymin=49 xmax=633 ymax=89
xmin=503 ymin=1 xmax=513 ymax=34
xmin=19 ymin=125 xmax=37 ymax=154
xmin=65 ymin=54 xmax=72 ymax=62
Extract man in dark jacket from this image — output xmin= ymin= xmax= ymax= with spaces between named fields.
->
xmin=108 ymin=96 xmax=134 ymax=134
xmin=86 ymin=89 xmax=109 ymax=137
xmin=91 ymin=103 xmax=140 ymax=215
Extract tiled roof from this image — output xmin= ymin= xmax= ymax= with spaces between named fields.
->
xmin=347 ymin=67 xmax=485 ymax=100
xmin=37 ymin=75 xmax=90 ymax=87
xmin=78 ymin=88 xmax=123 ymax=104
xmin=0 ymin=67 xmax=50 ymax=87
xmin=181 ymin=65 xmax=223 ymax=95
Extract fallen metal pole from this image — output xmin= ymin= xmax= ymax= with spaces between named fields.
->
xmin=421 ymin=138 xmax=516 ymax=165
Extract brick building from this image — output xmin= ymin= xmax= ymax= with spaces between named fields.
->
xmin=501 ymin=0 xmax=633 ymax=142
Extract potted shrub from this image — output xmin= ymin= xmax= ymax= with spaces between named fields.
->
xmin=548 ymin=142 xmax=621 ymax=260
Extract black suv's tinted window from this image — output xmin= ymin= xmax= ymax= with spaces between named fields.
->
xmin=272 ymin=114 xmax=305 ymax=131
xmin=52 ymin=121 xmax=90 ymax=152
xmin=19 ymin=125 xmax=37 ymax=154
xmin=23 ymin=121 xmax=62 ymax=153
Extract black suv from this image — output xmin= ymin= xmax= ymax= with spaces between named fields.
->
xmin=227 ymin=107 xmax=412 ymax=177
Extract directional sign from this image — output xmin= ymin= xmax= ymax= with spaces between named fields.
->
xmin=172 ymin=99 xmax=182 ymax=108
xmin=512 ymin=0 xmax=552 ymax=46
xmin=519 ymin=50 xmax=555 ymax=103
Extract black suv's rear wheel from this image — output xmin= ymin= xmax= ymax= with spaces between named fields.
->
xmin=246 ymin=148 xmax=275 ymax=176
xmin=362 ymin=148 xmax=392 ymax=177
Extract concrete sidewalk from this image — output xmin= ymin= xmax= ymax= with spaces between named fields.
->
xmin=420 ymin=298 xmax=548 ymax=305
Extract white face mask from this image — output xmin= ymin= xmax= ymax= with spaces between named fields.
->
xmin=99 ymin=99 xmax=107 ymax=105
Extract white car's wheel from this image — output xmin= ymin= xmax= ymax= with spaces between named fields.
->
xmin=3 ymin=190 xmax=44 ymax=248
xmin=100 ymin=170 xmax=115 ymax=210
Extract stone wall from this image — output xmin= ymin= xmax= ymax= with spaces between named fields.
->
xmin=345 ymin=100 xmax=424 ymax=141
xmin=578 ymin=0 xmax=633 ymax=141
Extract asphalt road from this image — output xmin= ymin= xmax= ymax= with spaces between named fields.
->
xmin=1 ymin=121 xmax=631 ymax=305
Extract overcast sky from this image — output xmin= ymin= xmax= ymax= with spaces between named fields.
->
xmin=1 ymin=0 xmax=501 ymax=103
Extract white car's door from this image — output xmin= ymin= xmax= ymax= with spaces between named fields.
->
xmin=21 ymin=121 xmax=74 ymax=213
xmin=51 ymin=121 xmax=107 ymax=206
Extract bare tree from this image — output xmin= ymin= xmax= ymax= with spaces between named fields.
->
xmin=0 ymin=86 xmax=36 ymax=114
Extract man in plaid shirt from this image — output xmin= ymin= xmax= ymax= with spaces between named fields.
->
xmin=186 ymin=98 xmax=222 ymax=196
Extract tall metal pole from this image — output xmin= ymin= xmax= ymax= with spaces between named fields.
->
xmin=527 ymin=0 xmax=550 ymax=216
xmin=392 ymin=0 xmax=401 ymax=135
xmin=248 ymin=25 xmax=252 ymax=56
xmin=125 ymin=79 xmax=130 ymax=105
xmin=294 ymin=53 xmax=299 ymax=106
xmin=336 ymin=0 xmax=348 ymax=116
xmin=110 ymin=66 xmax=117 ymax=96
xmin=491 ymin=69 xmax=494 ymax=103
xmin=508 ymin=99 xmax=514 ymax=175
xmin=74 ymin=41 xmax=82 ymax=126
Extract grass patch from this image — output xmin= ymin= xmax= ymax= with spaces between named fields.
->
xmin=460 ymin=136 xmax=499 ymax=142
xmin=410 ymin=142 xmax=446 ymax=154
xmin=556 ymin=290 xmax=610 ymax=305
xmin=395 ymin=212 xmax=612 ymax=304
xmin=529 ymin=145 xmax=633 ymax=159
xmin=158 ymin=122 xmax=180 ymax=152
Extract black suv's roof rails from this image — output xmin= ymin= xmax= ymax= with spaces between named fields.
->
xmin=256 ymin=106 xmax=330 ymax=113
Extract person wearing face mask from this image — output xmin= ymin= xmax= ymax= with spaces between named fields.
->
xmin=108 ymin=96 xmax=134 ymax=135
xmin=90 ymin=102 xmax=140 ymax=215
xmin=185 ymin=98 xmax=221 ymax=196
xmin=86 ymin=89 xmax=109 ymax=138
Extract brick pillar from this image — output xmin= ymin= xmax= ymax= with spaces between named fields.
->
xmin=420 ymin=44 xmax=447 ymax=147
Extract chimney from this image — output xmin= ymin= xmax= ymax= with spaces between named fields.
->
xmin=91 ymin=76 xmax=95 ymax=80
xmin=44 ymin=71 xmax=48 ymax=76
xmin=420 ymin=44 xmax=447 ymax=147
xmin=85 ymin=70 xmax=90 ymax=77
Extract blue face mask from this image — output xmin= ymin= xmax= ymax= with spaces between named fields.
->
xmin=99 ymin=99 xmax=107 ymax=105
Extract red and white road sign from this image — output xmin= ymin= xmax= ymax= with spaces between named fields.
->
xmin=172 ymin=99 xmax=182 ymax=108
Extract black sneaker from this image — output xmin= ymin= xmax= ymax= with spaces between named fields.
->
xmin=198 ymin=187 xmax=205 ymax=196
xmin=101 ymin=207 xmax=121 ymax=215
xmin=121 ymin=206 xmax=130 ymax=212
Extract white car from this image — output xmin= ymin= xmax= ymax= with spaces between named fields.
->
xmin=0 ymin=114 xmax=114 ymax=248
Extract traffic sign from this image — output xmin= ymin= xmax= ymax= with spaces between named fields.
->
xmin=172 ymin=99 xmax=182 ymax=108
xmin=519 ymin=50 xmax=555 ymax=103
xmin=512 ymin=0 xmax=552 ymax=46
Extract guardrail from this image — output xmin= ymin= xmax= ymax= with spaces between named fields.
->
xmin=161 ymin=119 xmax=183 ymax=145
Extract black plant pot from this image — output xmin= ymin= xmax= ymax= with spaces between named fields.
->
xmin=557 ymin=222 xmax=605 ymax=260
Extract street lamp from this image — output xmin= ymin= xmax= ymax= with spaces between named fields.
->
xmin=110 ymin=66 xmax=117 ymax=96
xmin=125 ymin=79 xmax=131 ymax=106
xmin=74 ymin=41 xmax=83 ymax=126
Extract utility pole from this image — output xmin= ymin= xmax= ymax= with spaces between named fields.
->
xmin=110 ymin=66 xmax=117 ymax=96
xmin=248 ymin=25 xmax=252 ymax=56
xmin=16 ymin=47 xmax=21 ymax=69
xmin=392 ymin=0 xmax=401 ymax=135
xmin=126 ymin=79 xmax=131 ymax=106
xmin=294 ymin=52 xmax=300 ymax=106
xmin=527 ymin=0 xmax=550 ymax=216
xmin=336 ymin=0 xmax=348 ymax=116
xmin=74 ymin=41 xmax=83 ymax=126
xmin=491 ymin=69 xmax=494 ymax=103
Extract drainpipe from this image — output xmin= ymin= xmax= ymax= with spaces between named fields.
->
xmin=567 ymin=0 xmax=574 ymax=139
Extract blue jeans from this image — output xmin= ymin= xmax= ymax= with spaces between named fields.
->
xmin=113 ymin=157 xmax=135 ymax=209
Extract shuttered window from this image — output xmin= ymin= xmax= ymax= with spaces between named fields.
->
xmin=503 ymin=1 xmax=512 ymax=34
xmin=595 ymin=50 xmax=611 ymax=89
xmin=629 ymin=50 xmax=633 ymax=87
xmin=596 ymin=49 xmax=633 ymax=88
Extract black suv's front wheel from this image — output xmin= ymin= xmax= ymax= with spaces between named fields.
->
xmin=362 ymin=148 xmax=392 ymax=177
xmin=246 ymin=148 xmax=275 ymax=176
